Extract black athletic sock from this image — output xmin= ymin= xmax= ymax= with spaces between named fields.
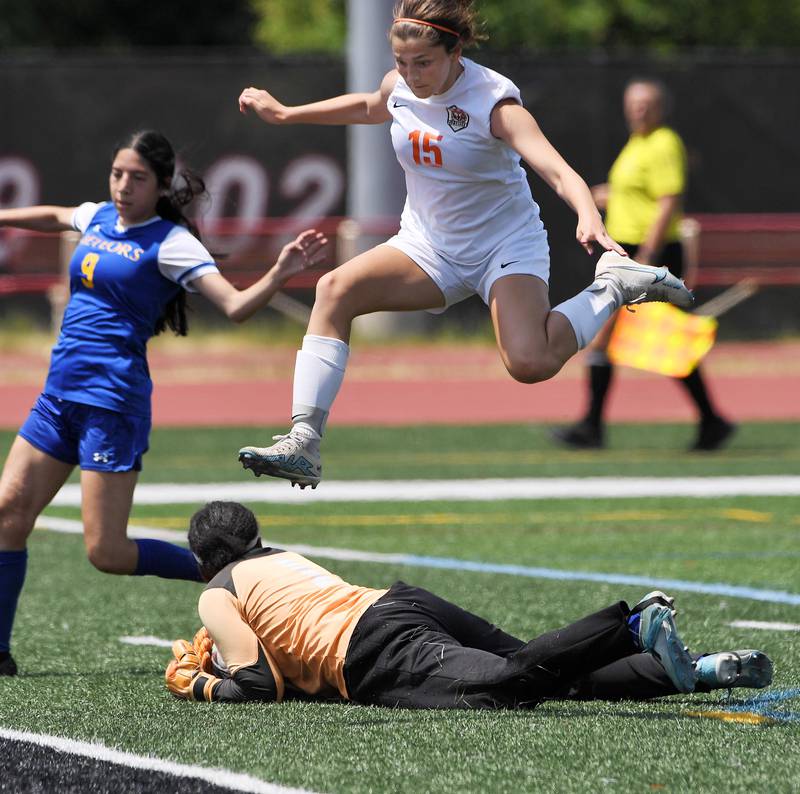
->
xmin=678 ymin=367 xmax=718 ymax=423
xmin=586 ymin=363 xmax=614 ymax=428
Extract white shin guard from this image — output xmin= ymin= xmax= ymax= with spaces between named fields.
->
xmin=291 ymin=334 xmax=350 ymax=436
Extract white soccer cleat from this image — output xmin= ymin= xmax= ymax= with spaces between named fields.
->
xmin=238 ymin=425 xmax=322 ymax=489
xmin=593 ymin=251 xmax=694 ymax=309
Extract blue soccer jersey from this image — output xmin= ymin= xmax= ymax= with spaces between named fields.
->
xmin=44 ymin=202 xmax=218 ymax=417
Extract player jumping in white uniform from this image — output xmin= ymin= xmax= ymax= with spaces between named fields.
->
xmin=236 ymin=0 xmax=693 ymax=488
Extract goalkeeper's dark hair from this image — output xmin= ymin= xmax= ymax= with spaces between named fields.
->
xmin=188 ymin=501 xmax=262 ymax=580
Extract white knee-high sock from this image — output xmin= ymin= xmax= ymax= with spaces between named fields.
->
xmin=552 ymin=281 xmax=623 ymax=350
xmin=291 ymin=334 xmax=350 ymax=436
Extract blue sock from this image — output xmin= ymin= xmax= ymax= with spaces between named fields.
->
xmin=627 ymin=612 xmax=642 ymax=650
xmin=0 ymin=550 xmax=28 ymax=653
xmin=133 ymin=539 xmax=202 ymax=582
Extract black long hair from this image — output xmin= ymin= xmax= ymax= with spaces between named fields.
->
xmin=113 ymin=130 xmax=208 ymax=336
xmin=188 ymin=502 xmax=262 ymax=581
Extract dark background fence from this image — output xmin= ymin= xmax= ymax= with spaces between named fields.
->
xmin=1 ymin=51 xmax=798 ymax=334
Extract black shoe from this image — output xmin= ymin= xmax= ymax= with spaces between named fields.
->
xmin=0 ymin=652 xmax=18 ymax=677
xmin=550 ymin=421 xmax=604 ymax=449
xmin=691 ymin=417 xmax=737 ymax=451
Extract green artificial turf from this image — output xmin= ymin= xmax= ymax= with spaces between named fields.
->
xmin=3 ymin=420 xmax=799 ymax=483
xmin=1 ymin=421 xmax=799 ymax=792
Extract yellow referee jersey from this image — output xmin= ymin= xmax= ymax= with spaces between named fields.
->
xmin=604 ymin=126 xmax=687 ymax=245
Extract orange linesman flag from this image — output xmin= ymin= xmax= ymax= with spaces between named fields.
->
xmin=607 ymin=303 xmax=717 ymax=378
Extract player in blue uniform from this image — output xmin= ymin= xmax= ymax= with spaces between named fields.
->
xmin=0 ymin=130 xmax=327 ymax=676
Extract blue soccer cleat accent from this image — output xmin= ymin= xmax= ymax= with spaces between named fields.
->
xmin=695 ymin=650 xmax=773 ymax=690
xmin=631 ymin=591 xmax=697 ymax=694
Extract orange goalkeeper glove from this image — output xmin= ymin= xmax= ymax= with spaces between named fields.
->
xmin=191 ymin=627 xmax=214 ymax=674
xmin=165 ymin=636 xmax=220 ymax=702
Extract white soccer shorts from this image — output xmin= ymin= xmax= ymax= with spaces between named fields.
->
xmin=383 ymin=223 xmax=551 ymax=313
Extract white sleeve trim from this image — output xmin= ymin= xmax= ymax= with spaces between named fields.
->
xmin=71 ymin=201 xmax=104 ymax=233
xmin=158 ymin=226 xmax=219 ymax=293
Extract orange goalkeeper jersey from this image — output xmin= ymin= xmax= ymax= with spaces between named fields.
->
xmin=198 ymin=547 xmax=386 ymax=700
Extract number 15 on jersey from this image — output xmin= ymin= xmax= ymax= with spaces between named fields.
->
xmin=408 ymin=130 xmax=443 ymax=168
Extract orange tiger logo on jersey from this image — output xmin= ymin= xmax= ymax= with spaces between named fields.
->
xmin=446 ymin=105 xmax=469 ymax=132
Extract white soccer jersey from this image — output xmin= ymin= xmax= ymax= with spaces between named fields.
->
xmin=388 ymin=57 xmax=543 ymax=266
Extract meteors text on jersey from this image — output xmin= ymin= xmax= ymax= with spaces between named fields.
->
xmin=79 ymin=233 xmax=144 ymax=262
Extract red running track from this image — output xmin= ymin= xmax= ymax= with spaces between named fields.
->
xmin=1 ymin=340 xmax=798 ymax=427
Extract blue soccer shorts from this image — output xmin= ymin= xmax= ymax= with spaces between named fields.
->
xmin=18 ymin=393 xmax=150 ymax=472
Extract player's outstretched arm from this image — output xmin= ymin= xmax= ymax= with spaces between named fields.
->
xmin=238 ymin=71 xmax=397 ymax=127
xmin=193 ymin=228 xmax=328 ymax=323
xmin=0 ymin=206 xmax=76 ymax=232
xmin=491 ymin=101 xmax=626 ymax=257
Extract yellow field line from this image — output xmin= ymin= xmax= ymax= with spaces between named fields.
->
xmin=122 ymin=505 xmax=785 ymax=529
xmin=684 ymin=709 xmax=776 ymax=725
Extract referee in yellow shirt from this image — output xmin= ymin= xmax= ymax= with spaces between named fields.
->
xmin=552 ymin=78 xmax=735 ymax=452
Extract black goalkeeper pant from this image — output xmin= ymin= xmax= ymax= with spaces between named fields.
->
xmin=343 ymin=582 xmax=685 ymax=710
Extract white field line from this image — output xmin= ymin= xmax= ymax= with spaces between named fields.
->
xmin=729 ymin=620 xmax=800 ymax=632
xmin=37 ymin=515 xmax=183 ymax=541
xmin=0 ymin=728 xmax=317 ymax=794
xmin=119 ymin=635 xmax=174 ymax=648
xmin=48 ymin=475 xmax=800 ymax=506
xmin=35 ymin=516 xmax=800 ymax=607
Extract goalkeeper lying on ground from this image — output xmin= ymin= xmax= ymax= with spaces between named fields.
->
xmin=166 ymin=501 xmax=773 ymax=708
